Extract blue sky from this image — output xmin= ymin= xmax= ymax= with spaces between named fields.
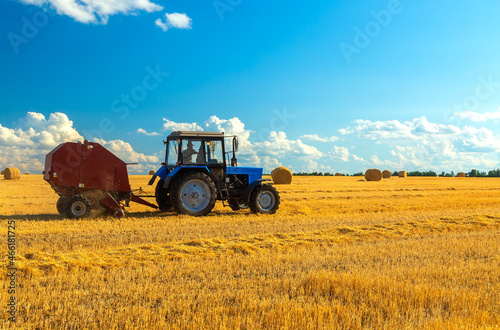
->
xmin=1 ymin=0 xmax=500 ymax=174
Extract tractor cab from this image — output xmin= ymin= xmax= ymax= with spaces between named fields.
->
xmin=165 ymin=131 xmax=227 ymax=182
xmin=149 ymin=131 xmax=280 ymax=216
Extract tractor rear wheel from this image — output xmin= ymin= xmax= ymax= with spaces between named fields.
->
xmin=56 ymin=196 xmax=69 ymax=214
xmin=65 ymin=195 xmax=92 ymax=218
xmin=249 ymin=185 xmax=280 ymax=214
xmin=170 ymin=172 xmax=216 ymax=216
xmin=155 ymin=179 xmax=172 ymax=211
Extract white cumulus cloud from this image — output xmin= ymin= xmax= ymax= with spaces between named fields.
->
xmin=329 ymin=146 xmax=349 ymax=162
xmin=19 ymin=0 xmax=163 ymax=24
xmin=203 ymin=116 xmax=253 ymax=152
xmin=342 ymin=116 xmax=460 ymax=141
xmin=341 ymin=116 xmax=498 ymax=154
xmin=93 ymin=138 xmax=158 ymax=163
xmin=339 ymin=116 xmax=500 ymax=171
xmin=155 ymin=12 xmax=192 ymax=31
xmin=452 ymin=108 xmax=500 ymax=122
xmin=162 ymin=118 xmax=203 ymax=132
xmin=370 ymin=155 xmax=384 ymax=166
xmin=137 ymin=128 xmax=160 ymax=136
xmin=351 ymin=154 xmax=365 ymax=162
xmin=455 ymin=126 xmax=500 ymax=153
xmin=253 ymin=131 xmax=323 ymax=159
xmin=300 ymin=134 xmax=339 ymax=142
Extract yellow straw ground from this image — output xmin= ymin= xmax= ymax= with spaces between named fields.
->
xmin=1 ymin=175 xmax=500 ymax=328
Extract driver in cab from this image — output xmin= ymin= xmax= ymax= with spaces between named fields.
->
xmin=182 ymin=141 xmax=198 ymax=164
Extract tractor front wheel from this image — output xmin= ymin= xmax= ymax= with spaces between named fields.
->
xmin=65 ymin=195 xmax=92 ymax=218
xmin=170 ymin=173 xmax=216 ymax=216
xmin=249 ymin=185 xmax=280 ymax=214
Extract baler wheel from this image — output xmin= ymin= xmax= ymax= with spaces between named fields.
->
xmin=249 ymin=185 xmax=280 ymax=215
xmin=155 ymin=179 xmax=172 ymax=211
xmin=170 ymin=172 xmax=216 ymax=216
xmin=114 ymin=208 xmax=125 ymax=219
xmin=65 ymin=195 xmax=92 ymax=219
xmin=56 ymin=197 xmax=69 ymax=214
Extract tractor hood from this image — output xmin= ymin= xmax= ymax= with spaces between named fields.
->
xmin=226 ymin=167 xmax=263 ymax=184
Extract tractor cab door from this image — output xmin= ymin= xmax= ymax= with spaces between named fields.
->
xmin=204 ymin=139 xmax=225 ymax=182
xmin=166 ymin=139 xmax=180 ymax=169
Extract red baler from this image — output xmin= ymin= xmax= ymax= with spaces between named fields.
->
xmin=44 ymin=140 xmax=157 ymax=218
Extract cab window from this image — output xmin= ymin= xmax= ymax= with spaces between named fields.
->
xmin=181 ymin=139 xmax=203 ymax=165
xmin=205 ymin=140 xmax=223 ymax=164
xmin=167 ymin=140 xmax=179 ymax=166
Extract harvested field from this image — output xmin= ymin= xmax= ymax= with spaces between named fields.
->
xmin=1 ymin=175 xmax=499 ymax=328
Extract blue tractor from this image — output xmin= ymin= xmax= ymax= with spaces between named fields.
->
xmin=148 ymin=131 xmax=280 ymax=216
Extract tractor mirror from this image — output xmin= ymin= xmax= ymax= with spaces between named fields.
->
xmin=233 ymin=137 xmax=238 ymax=152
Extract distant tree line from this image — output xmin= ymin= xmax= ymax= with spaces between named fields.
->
xmin=292 ymin=172 xmax=347 ymax=176
xmin=438 ymin=171 xmax=455 ymax=177
xmin=468 ymin=169 xmax=500 ymax=177
xmin=392 ymin=171 xmax=438 ymax=177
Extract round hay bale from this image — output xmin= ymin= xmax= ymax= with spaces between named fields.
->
xmin=271 ymin=166 xmax=292 ymax=184
xmin=0 ymin=170 xmax=4 ymax=175
xmin=382 ymin=170 xmax=391 ymax=178
xmin=335 ymin=173 xmax=341 ymax=177
xmin=4 ymin=167 xmax=21 ymax=180
xmin=365 ymin=169 xmax=382 ymax=182
xmin=457 ymin=172 xmax=466 ymax=177
xmin=398 ymin=171 xmax=407 ymax=178
xmin=25 ymin=172 xmax=30 ymax=175
xmin=149 ymin=170 xmax=155 ymax=175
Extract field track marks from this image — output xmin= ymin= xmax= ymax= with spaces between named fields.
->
xmin=5 ymin=214 xmax=500 ymax=276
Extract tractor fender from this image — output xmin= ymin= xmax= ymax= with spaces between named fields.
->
xmin=148 ymin=166 xmax=168 ymax=185
xmin=242 ymin=179 xmax=272 ymax=204
xmin=162 ymin=166 xmax=218 ymax=190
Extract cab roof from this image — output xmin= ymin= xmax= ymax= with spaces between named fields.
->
xmin=167 ymin=131 xmax=224 ymax=139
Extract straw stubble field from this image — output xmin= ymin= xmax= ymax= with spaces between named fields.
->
xmin=1 ymin=175 xmax=500 ymax=328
